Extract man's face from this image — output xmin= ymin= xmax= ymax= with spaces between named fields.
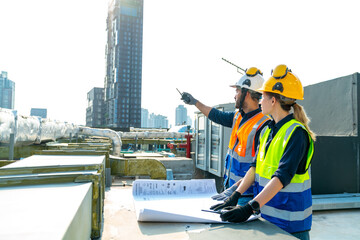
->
xmin=234 ymin=88 xmax=242 ymax=109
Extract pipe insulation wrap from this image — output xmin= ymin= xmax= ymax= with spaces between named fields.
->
xmin=0 ymin=109 xmax=16 ymax=142
xmin=79 ymin=127 xmax=122 ymax=157
xmin=0 ymin=108 xmax=79 ymax=144
xmin=40 ymin=119 xmax=79 ymax=141
xmin=0 ymin=109 xmax=122 ymax=157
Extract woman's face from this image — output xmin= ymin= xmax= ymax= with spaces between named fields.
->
xmin=260 ymin=92 xmax=273 ymax=115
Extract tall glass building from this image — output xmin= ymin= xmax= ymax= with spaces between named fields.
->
xmin=175 ymin=105 xmax=187 ymax=126
xmin=104 ymin=0 xmax=143 ymax=129
xmin=0 ymin=71 xmax=15 ymax=109
xmin=141 ymin=108 xmax=149 ymax=127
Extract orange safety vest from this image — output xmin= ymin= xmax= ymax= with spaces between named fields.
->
xmin=228 ymin=110 xmax=268 ymax=157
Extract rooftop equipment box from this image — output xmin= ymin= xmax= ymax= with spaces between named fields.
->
xmin=300 ymin=73 xmax=360 ymax=194
xmin=0 ymin=155 xmax=106 ymax=238
xmin=0 ymin=182 xmax=92 ymax=240
xmin=195 ymin=103 xmax=234 ymax=177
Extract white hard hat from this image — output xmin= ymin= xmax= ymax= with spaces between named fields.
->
xmin=230 ymin=67 xmax=264 ymax=93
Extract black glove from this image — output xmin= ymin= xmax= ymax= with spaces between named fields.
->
xmin=210 ymin=191 xmax=241 ymax=211
xmin=181 ymin=92 xmax=198 ymax=105
xmin=220 ymin=203 xmax=253 ymax=222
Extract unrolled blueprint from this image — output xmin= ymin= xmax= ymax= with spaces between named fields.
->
xmin=132 ymin=179 xmax=259 ymax=223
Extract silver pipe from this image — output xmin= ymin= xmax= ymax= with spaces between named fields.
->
xmin=0 ymin=108 xmax=79 ymax=144
xmin=79 ymin=127 xmax=122 ymax=157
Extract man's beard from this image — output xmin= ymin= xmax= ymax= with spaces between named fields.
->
xmin=235 ymin=99 xmax=247 ymax=110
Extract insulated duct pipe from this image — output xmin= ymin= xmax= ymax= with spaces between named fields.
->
xmin=79 ymin=127 xmax=122 ymax=157
xmin=0 ymin=108 xmax=79 ymax=144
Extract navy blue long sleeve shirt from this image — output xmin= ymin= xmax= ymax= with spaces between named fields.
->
xmin=251 ymin=114 xmax=310 ymax=188
xmin=207 ymin=108 xmax=234 ymax=128
xmin=208 ymin=107 xmax=270 ymax=153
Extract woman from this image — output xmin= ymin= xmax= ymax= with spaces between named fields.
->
xmin=211 ymin=64 xmax=316 ymax=240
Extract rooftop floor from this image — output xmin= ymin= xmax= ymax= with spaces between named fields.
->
xmin=312 ymin=209 xmax=360 ymax=240
xmin=101 ymin=179 xmax=360 ymax=240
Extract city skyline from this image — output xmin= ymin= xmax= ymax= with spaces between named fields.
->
xmin=141 ymin=106 xmax=192 ymax=129
xmin=0 ymin=0 xmax=359 ymax=127
xmin=141 ymin=108 xmax=168 ymax=128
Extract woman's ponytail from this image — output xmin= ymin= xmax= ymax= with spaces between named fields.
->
xmin=293 ymin=103 xmax=316 ymax=141
xmin=269 ymin=92 xmax=316 ymax=141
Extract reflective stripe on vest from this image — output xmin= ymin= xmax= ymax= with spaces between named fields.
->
xmin=228 ymin=110 xmax=242 ymax=150
xmin=229 ymin=171 xmax=242 ymax=183
xmin=224 ymin=110 xmax=242 ymax=185
xmin=255 ymin=173 xmax=311 ymax=192
xmin=252 ymin=118 xmax=270 ymax=156
xmin=255 ymin=119 xmax=314 ymax=233
xmin=261 ymin=205 xmax=312 ymax=222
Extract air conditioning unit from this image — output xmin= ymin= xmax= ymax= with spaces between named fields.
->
xmin=195 ymin=103 xmax=234 ymax=177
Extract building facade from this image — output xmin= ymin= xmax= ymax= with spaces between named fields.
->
xmin=149 ymin=113 xmax=168 ymax=129
xmin=104 ymin=0 xmax=143 ymax=128
xmin=30 ymin=108 xmax=47 ymax=118
xmin=141 ymin=108 xmax=149 ymax=127
xmin=175 ymin=105 xmax=187 ymax=126
xmin=0 ymin=71 xmax=15 ymax=109
xmin=86 ymin=87 xmax=105 ymax=127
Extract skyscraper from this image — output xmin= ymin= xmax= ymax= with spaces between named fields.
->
xmin=0 ymin=71 xmax=15 ymax=109
xmin=175 ymin=105 xmax=187 ymax=126
xmin=104 ymin=0 xmax=143 ymax=129
xmin=86 ymin=88 xmax=105 ymax=127
xmin=141 ymin=108 xmax=149 ymax=127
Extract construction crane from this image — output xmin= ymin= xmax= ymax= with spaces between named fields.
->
xmin=221 ymin=57 xmax=245 ymax=75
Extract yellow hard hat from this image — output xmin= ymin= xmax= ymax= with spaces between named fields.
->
xmin=245 ymin=67 xmax=263 ymax=77
xmin=257 ymin=64 xmax=304 ymax=100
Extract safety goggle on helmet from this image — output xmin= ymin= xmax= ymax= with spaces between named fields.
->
xmin=230 ymin=67 xmax=265 ymax=93
xmin=257 ymin=64 xmax=304 ymax=100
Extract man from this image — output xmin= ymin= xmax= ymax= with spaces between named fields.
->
xmin=181 ymin=67 xmax=270 ymax=201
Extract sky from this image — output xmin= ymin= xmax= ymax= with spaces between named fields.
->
xmin=0 ymin=0 xmax=359 ymax=127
